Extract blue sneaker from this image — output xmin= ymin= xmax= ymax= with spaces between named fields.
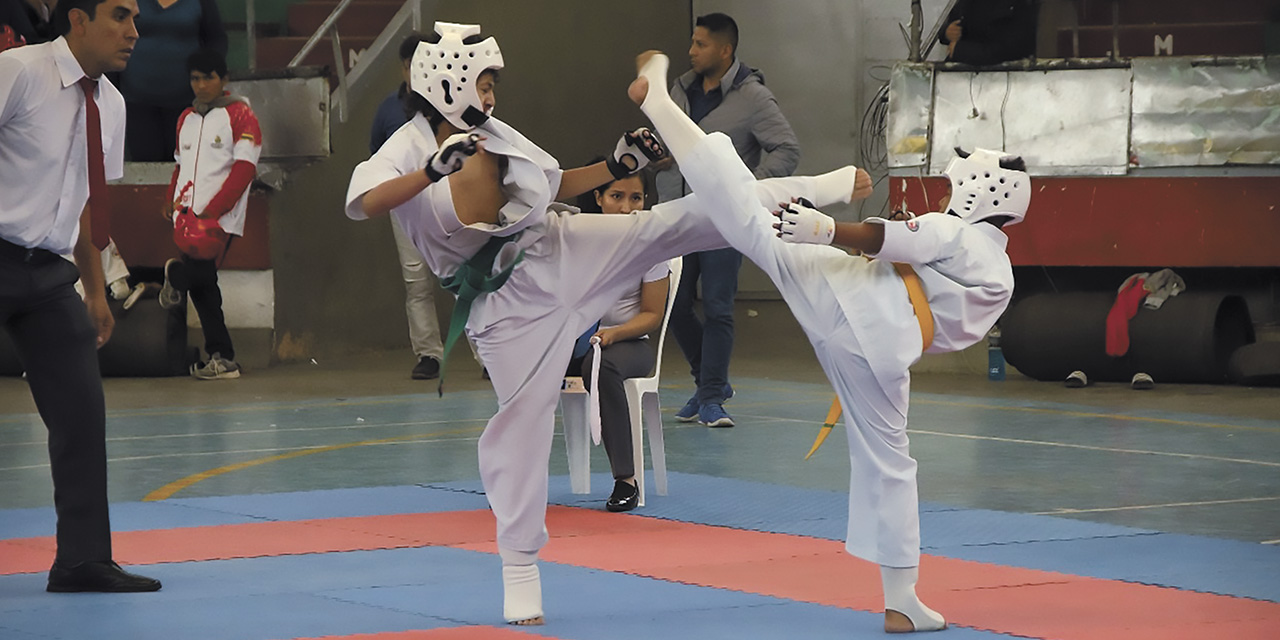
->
xmin=674 ymin=395 xmax=700 ymax=422
xmin=698 ymin=403 xmax=735 ymax=428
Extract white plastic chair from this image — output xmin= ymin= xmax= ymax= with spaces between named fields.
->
xmin=560 ymin=257 xmax=682 ymax=507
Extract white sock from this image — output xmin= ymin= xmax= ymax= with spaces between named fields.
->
xmin=502 ymin=563 xmax=542 ymax=624
xmin=637 ymin=54 xmax=705 ymax=161
xmin=881 ymin=565 xmax=946 ymax=631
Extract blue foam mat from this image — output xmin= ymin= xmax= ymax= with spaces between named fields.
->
xmin=945 ymin=532 xmax=1280 ymax=602
xmin=0 ymin=545 xmax=1022 ymax=640
xmin=5 ymin=474 xmax=1276 ymax=605
xmin=0 ymin=485 xmax=492 ymax=538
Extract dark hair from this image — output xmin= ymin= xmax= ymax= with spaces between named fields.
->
xmin=398 ymin=33 xmax=425 ymax=62
xmin=577 ymin=155 xmax=650 ymax=213
xmin=186 ymin=49 xmax=228 ymax=78
xmin=695 ymin=13 xmax=739 ymax=54
xmin=54 ymin=0 xmax=110 ymax=36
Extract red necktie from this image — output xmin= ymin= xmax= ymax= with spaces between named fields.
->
xmin=78 ymin=77 xmax=110 ymax=250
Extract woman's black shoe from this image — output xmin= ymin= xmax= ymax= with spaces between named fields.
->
xmin=606 ymin=480 xmax=639 ymax=512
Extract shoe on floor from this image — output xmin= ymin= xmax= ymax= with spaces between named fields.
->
xmin=159 ymin=258 xmax=187 ymax=310
xmin=1131 ymin=372 xmax=1154 ymax=390
xmin=606 ymin=479 xmax=639 ymax=512
xmin=47 ymin=560 xmax=161 ymax=593
xmin=122 ymin=282 xmax=147 ymax=311
xmin=674 ymin=395 xmax=700 ymax=422
xmin=411 ymin=356 xmax=440 ymax=380
xmin=699 ymin=403 xmax=735 ymax=428
xmin=1064 ymin=370 xmax=1088 ymax=388
xmin=191 ymin=353 xmax=241 ymax=380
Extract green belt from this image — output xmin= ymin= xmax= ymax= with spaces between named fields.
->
xmin=437 ymin=234 xmax=525 ymax=395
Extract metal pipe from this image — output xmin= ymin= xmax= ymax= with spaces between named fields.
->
xmin=289 ymin=0 xmax=357 ymax=67
xmin=246 ymin=0 xmax=256 ymax=71
xmin=1111 ymin=0 xmax=1120 ymax=61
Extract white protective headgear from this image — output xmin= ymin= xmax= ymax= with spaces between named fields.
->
xmin=943 ymin=147 xmax=1030 ymax=226
xmin=410 ymin=22 xmax=504 ymax=130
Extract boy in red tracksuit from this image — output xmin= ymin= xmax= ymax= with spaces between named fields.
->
xmin=163 ymin=48 xmax=261 ymax=380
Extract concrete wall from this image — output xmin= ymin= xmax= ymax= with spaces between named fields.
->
xmin=267 ymin=1 xmax=1006 ymax=363
xmin=269 ymin=1 xmax=690 ymax=361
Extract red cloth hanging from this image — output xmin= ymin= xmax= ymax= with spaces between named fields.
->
xmin=1105 ymin=276 xmax=1149 ymax=357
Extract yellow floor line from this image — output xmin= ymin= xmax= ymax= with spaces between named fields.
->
xmin=144 ymin=426 xmax=482 ymax=502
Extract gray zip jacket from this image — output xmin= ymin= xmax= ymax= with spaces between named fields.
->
xmin=656 ymin=58 xmax=801 ymax=203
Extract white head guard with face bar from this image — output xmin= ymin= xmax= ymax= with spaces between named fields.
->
xmin=410 ymin=21 xmax=504 ymax=130
xmin=944 ymin=147 xmax=1030 ymax=226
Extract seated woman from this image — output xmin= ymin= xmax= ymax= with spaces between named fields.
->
xmin=567 ymin=168 xmax=670 ymax=512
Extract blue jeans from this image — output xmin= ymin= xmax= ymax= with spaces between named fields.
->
xmin=670 ymin=247 xmax=741 ymax=405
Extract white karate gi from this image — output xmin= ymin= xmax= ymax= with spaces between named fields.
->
xmin=677 ymin=133 xmax=1014 ymax=567
xmin=346 ymin=115 xmax=853 ymax=559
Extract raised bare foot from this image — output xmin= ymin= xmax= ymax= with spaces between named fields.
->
xmin=627 ymin=76 xmax=648 ymax=106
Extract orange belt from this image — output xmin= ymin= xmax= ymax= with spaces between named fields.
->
xmin=805 ymin=262 xmax=933 ymax=459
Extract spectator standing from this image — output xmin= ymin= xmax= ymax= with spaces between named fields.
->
xmin=656 ymin=12 xmax=800 ymax=428
xmin=119 ymin=0 xmax=225 ymax=160
xmin=0 ymin=0 xmax=160 ymax=592
xmin=939 ymin=0 xmax=1039 ymax=65
xmin=163 ymin=48 xmax=261 ymax=380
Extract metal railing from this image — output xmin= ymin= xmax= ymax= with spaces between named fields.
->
xmin=242 ymin=0 xmax=424 ymax=123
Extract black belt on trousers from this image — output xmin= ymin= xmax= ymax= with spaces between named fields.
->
xmin=0 ymin=237 xmax=60 ymax=264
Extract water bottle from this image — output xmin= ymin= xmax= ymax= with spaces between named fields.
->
xmin=987 ymin=327 xmax=1005 ymax=381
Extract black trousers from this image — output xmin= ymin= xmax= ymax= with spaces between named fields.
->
xmin=124 ymin=102 xmax=185 ymax=162
xmin=568 ymin=338 xmax=656 ymax=480
xmin=183 ymin=254 xmax=234 ymax=360
xmin=0 ymin=239 xmax=112 ymax=565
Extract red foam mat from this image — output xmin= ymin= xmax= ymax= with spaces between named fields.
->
xmin=4 ymin=506 xmax=1277 ymax=640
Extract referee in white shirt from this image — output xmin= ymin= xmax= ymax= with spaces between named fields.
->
xmin=0 ymin=0 xmax=159 ymax=592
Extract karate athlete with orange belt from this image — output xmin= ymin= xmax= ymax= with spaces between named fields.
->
xmin=629 ymin=51 xmax=1031 ymax=633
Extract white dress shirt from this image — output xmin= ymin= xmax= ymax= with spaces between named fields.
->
xmin=0 ymin=37 xmax=126 ymax=254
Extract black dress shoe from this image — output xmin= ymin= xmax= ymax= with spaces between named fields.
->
xmin=606 ymin=480 xmax=639 ymax=512
xmin=47 ymin=560 xmax=162 ymax=593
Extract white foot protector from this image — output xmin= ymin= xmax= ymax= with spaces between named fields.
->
xmin=502 ymin=564 xmax=543 ymax=625
xmin=882 ymin=566 xmax=946 ymax=632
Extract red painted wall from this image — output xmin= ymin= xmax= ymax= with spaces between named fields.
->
xmin=889 ymin=176 xmax=1280 ymax=267
xmin=109 ymin=184 xmax=271 ymax=270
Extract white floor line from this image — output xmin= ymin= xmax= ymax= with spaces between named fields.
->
xmin=905 ymin=428 xmax=1280 ymax=468
xmin=1034 ymin=496 xmax=1280 ymax=515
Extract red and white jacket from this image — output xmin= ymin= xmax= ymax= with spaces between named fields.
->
xmin=166 ymin=94 xmax=262 ymax=236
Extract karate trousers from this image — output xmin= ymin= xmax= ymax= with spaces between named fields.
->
xmin=677 ymin=133 xmax=924 ymax=568
xmin=465 ymin=171 xmax=854 ymax=561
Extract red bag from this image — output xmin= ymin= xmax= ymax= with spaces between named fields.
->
xmin=173 ymin=206 xmax=229 ymax=260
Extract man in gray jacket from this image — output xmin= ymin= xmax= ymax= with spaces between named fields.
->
xmin=658 ymin=12 xmax=800 ymax=428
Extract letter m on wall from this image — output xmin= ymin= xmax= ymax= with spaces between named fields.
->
xmin=1154 ymin=34 xmax=1174 ymax=56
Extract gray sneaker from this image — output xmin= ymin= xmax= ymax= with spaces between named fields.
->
xmin=159 ymin=259 xmax=186 ymax=310
xmin=191 ymin=353 xmax=241 ymax=380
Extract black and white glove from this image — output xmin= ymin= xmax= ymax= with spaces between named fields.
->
xmin=605 ymin=127 xmax=666 ymax=179
xmin=424 ymin=132 xmax=483 ymax=182
xmin=773 ymin=198 xmax=836 ymax=245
